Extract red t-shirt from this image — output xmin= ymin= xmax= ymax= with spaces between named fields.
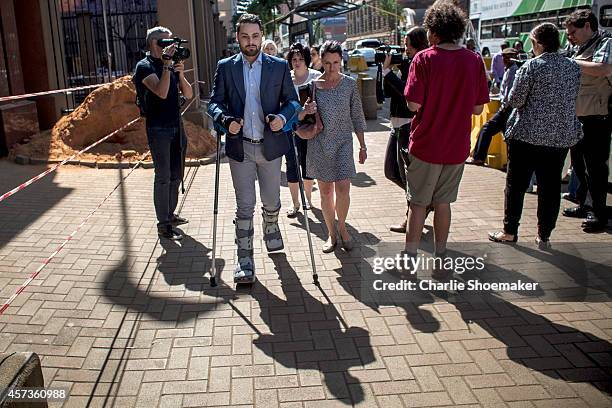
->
xmin=404 ymin=46 xmax=490 ymax=164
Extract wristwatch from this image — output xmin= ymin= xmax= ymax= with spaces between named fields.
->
xmin=360 ymin=146 xmax=367 ymax=151
xmin=164 ymin=65 xmax=174 ymax=72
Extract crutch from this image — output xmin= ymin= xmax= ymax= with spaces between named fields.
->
xmin=291 ymin=131 xmax=319 ymax=286
xmin=208 ymin=118 xmax=223 ymax=287
xmin=282 ymin=100 xmax=319 ymax=286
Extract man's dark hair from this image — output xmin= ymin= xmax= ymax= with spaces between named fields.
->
xmin=565 ymin=9 xmax=598 ymax=32
xmin=406 ymin=26 xmax=429 ymax=52
xmin=531 ymin=23 xmax=561 ymax=53
xmin=311 ymin=44 xmax=321 ymax=54
xmin=287 ymin=43 xmax=312 ymax=70
xmin=320 ymin=40 xmax=342 ymax=59
xmin=500 ymin=41 xmax=509 ymax=50
xmin=513 ymin=40 xmax=524 ymax=50
xmin=236 ymin=13 xmax=262 ymax=33
xmin=423 ymin=0 xmax=467 ymax=43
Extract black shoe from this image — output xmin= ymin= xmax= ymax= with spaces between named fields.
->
xmin=170 ymin=214 xmax=189 ymax=226
xmin=562 ymin=206 xmax=588 ymax=218
xmin=158 ymin=225 xmax=184 ymax=240
xmin=582 ymin=214 xmax=607 ymax=233
xmin=390 ymin=219 xmax=407 ymax=233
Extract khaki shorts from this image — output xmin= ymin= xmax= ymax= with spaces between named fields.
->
xmin=404 ymin=153 xmax=464 ymax=206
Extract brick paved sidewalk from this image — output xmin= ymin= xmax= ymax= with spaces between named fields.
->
xmin=0 ymin=125 xmax=610 ymax=407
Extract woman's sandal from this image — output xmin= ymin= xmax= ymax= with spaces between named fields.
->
xmin=488 ymin=231 xmax=518 ymax=243
xmin=338 ymin=228 xmax=354 ymax=251
xmin=286 ymin=207 xmax=300 ymax=218
xmin=322 ymin=236 xmax=337 ymax=253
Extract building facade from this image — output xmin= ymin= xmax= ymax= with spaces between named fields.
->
xmin=219 ymin=0 xmax=239 ymax=52
xmin=0 ymin=0 xmax=228 ymax=156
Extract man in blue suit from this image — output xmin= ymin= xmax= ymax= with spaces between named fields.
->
xmin=208 ymin=14 xmax=299 ymax=283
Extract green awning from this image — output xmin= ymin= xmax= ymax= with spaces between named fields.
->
xmin=512 ymin=0 xmax=591 ymax=16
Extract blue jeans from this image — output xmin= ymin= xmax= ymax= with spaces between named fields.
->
xmin=146 ymin=124 xmax=186 ymax=227
xmin=473 ymin=108 xmax=511 ymax=162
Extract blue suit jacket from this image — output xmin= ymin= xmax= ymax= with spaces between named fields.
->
xmin=208 ymin=53 xmax=299 ymax=162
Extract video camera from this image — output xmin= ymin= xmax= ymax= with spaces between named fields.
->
xmin=375 ymin=45 xmax=406 ymax=65
xmin=509 ymin=53 xmax=529 ymax=67
xmin=157 ymin=37 xmax=191 ymax=62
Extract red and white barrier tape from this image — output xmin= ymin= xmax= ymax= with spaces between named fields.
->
xmin=0 ymin=151 xmax=149 ymax=316
xmin=0 ymin=83 xmax=113 ymax=103
xmin=0 ymin=117 xmax=142 ymax=203
xmin=0 ymin=99 xmax=199 ymax=315
xmin=0 ymin=90 xmax=199 ymax=204
xmin=0 ymin=69 xmax=196 ymax=103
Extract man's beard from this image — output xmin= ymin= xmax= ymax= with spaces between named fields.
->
xmin=241 ymin=45 xmax=259 ymax=57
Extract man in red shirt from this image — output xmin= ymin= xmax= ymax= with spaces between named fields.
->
xmin=404 ymin=0 xmax=489 ymax=267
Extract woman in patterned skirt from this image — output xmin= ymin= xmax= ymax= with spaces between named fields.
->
xmin=305 ymin=40 xmax=367 ymax=253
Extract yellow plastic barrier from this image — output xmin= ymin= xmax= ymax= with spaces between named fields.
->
xmin=348 ymin=55 xmax=368 ymax=72
xmin=470 ymin=99 xmax=507 ymax=169
xmin=483 ymin=56 xmax=492 ymax=71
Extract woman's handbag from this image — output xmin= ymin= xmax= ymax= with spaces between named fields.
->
xmin=295 ymin=83 xmax=323 ymax=140
xmin=384 ymin=125 xmax=410 ymax=190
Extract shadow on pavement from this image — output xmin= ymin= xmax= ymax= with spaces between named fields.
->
xmin=248 ymin=253 xmax=375 ymax=405
xmin=351 ymin=172 xmax=376 ymax=188
xmin=0 ymin=161 xmax=72 ymax=291
xmin=93 ymin=166 xmax=233 ymax=407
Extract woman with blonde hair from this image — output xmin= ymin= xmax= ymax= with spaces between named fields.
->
xmin=262 ymin=39 xmax=278 ymax=56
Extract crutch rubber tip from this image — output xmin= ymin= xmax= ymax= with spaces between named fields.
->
xmin=210 ymin=276 xmax=218 ymax=287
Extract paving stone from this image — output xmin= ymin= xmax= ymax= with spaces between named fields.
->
xmin=0 ymin=122 xmax=611 ymax=407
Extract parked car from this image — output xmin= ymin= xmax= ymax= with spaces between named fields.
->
xmin=356 ymin=39 xmax=382 ymax=49
xmin=350 ymin=48 xmax=376 ymax=65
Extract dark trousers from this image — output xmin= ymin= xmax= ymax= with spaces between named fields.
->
xmin=384 ymin=124 xmax=410 ymax=190
xmin=285 ymin=133 xmax=312 ymax=182
xmin=504 ymin=139 xmax=569 ymax=239
xmin=147 ymin=124 xmax=186 ymax=227
xmin=473 ymin=108 xmax=511 ymax=162
xmin=570 ymin=115 xmax=612 ymax=220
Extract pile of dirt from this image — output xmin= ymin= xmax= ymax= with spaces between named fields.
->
xmin=10 ymin=76 xmax=215 ymax=162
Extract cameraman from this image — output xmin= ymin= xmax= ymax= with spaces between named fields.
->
xmin=382 ymin=26 xmax=428 ymax=233
xmin=133 ymin=26 xmax=193 ymax=240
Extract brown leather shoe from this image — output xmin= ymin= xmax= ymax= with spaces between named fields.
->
xmin=390 ymin=219 xmax=407 ymax=233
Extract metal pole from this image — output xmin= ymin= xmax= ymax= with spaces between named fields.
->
xmin=187 ymin=0 xmax=201 ymax=109
xmin=292 ymin=132 xmax=319 ymax=285
xmin=101 ymin=0 xmax=112 ymax=82
xmin=209 ymin=126 xmax=222 ymax=287
xmin=395 ymin=3 xmax=399 ymax=45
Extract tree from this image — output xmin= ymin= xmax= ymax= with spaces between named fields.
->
xmin=376 ymin=0 xmax=399 ymax=28
xmin=312 ymin=19 xmax=323 ymax=44
xmin=247 ymin=0 xmax=283 ymax=35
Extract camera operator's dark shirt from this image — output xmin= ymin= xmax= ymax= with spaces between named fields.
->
xmin=383 ymin=58 xmax=413 ymax=121
xmin=133 ymin=54 xmax=181 ymax=128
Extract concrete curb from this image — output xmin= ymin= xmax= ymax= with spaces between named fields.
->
xmin=14 ymin=149 xmax=223 ymax=168
xmin=14 ymin=155 xmax=29 ymax=165
xmin=80 ymin=160 xmax=97 ymax=168
xmin=200 ymin=149 xmax=225 ymax=166
xmin=97 ymin=161 xmax=131 ymax=169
